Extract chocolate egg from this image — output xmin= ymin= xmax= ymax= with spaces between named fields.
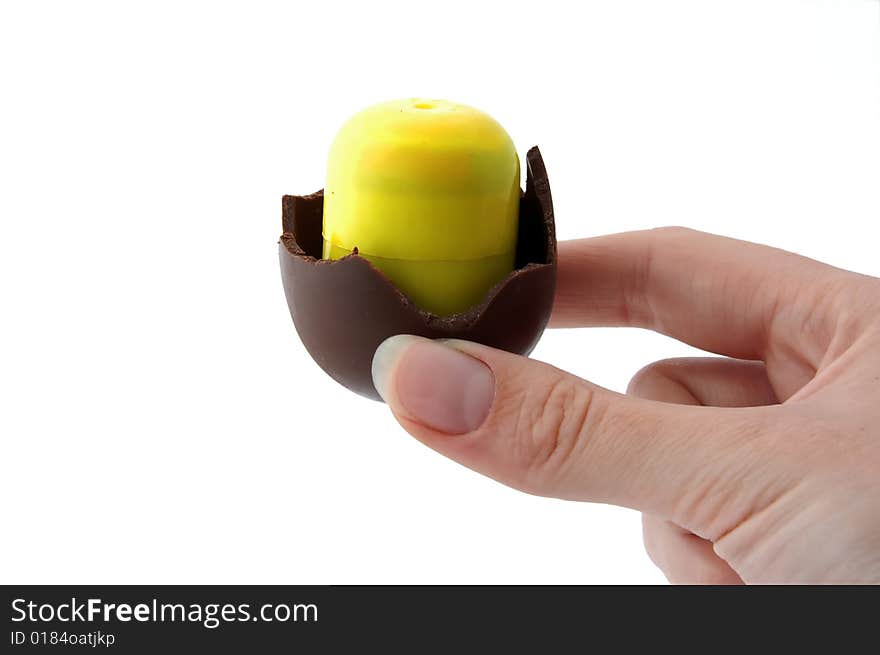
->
xmin=279 ymin=146 xmax=556 ymax=401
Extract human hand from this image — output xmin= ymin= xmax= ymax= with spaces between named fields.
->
xmin=371 ymin=227 xmax=880 ymax=584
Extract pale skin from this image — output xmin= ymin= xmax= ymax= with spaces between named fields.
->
xmin=371 ymin=227 xmax=880 ymax=584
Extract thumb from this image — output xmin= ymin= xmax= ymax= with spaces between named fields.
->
xmin=372 ymin=335 xmax=774 ymax=532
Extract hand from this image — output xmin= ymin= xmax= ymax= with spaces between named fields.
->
xmin=371 ymin=227 xmax=880 ymax=584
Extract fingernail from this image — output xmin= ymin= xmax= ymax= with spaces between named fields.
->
xmin=372 ymin=335 xmax=495 ymax=434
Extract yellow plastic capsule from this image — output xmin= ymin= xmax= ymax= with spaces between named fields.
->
xmin=322 ymin=98 xmax=520 ymax=316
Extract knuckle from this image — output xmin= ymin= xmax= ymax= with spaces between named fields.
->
xmin=626 ymin=358 xmax=683 ymax=396
xmin=641 ymin=517 xmax=664 ymax=567
xmin=627 ymin=361 xmax=666 ymax=395
xmin=652 ymin=225 xmax=698 ymax=240
xmin=511 ymin=375 xmax=600 ymax=493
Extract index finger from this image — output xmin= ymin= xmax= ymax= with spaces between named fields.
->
xmin=549 ymin=227 xmax=844 ymax=364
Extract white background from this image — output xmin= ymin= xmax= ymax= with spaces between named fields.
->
xmin=1 ymin=0 xmax=878 ymax=584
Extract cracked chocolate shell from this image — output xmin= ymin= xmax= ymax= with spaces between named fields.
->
xmin=279 ymin=146 xmax=557 ymax=401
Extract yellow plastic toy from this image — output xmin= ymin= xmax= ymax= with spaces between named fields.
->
xmin=322 ymin=98 xmax=520 ymax=316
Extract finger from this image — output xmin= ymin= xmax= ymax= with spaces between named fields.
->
xmin=627 ymin=357 xmax=778 ymax=407
xmin=642 ymin=515 xmax=743 ymax=585
xmin=549 ymin=228 xmax=844 ymax=366
xmin=372 ymin=336 xmax=784 ymax=535
xmin=630 ymin=358 xmax=768 ymax=584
